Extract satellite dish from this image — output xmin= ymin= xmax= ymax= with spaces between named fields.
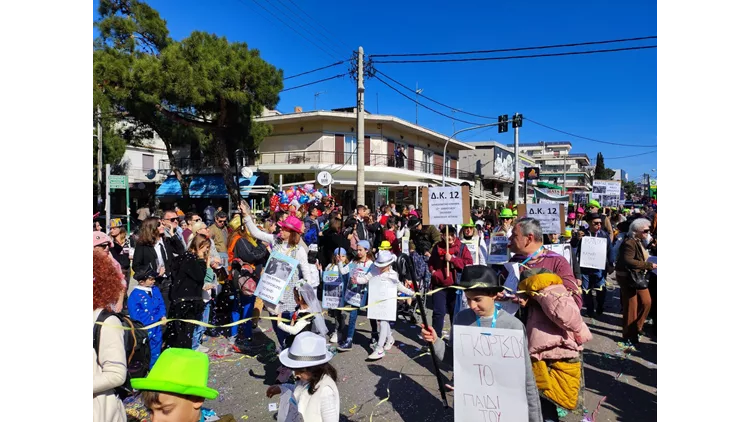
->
xmin=241 ymin=167 xmax=254 ymax=178
xmin=146 ymin=169 xmax=156 ymax=180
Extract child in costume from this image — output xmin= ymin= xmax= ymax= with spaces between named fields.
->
xmin=277 ymin=283 xmax=329 ymax=349
xmin=127 ymin=268 xmax=167 ymax=369
xmin=130 ymin=348 xmax=234 ymax=422
xmin=323 ymin=247 xmax=349 ymax=344
xmin=421 ymin=265 xmax=543 ymax=422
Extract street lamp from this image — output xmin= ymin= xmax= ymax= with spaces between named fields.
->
xmin=442 ymin=122 xmax=505 ymax=186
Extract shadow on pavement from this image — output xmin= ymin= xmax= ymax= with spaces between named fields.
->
xmin=367 ymin=364 xmax=453 ymax=422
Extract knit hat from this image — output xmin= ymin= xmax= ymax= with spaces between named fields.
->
xmin=499 ymin=208 xmax=513 ymax=218
xmin=357 ymin=240 xmax=371 ymax=250
xmin=130 ymin=348 xmax=219 ymax=399
xmin=93 ymin=232 xmax=112 ymax=247
xmin=334 ymin=247 xmax=347 ymax=256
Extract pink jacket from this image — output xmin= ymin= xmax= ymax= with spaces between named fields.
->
xmin=526 ymin=284 xmax=592 ymax=361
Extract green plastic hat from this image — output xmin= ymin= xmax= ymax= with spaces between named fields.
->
xmin=587 ymin=200 xmax=601 ymax=209
xmin=499 ymin=208 xmax=514 ymax=218
xmin=512 ymin=209 xmax=518 ymax=216
xmin=461 ymin=220 xmax=475 ymax=228
xmin=130 ymin=348 xmax=219 ymax=400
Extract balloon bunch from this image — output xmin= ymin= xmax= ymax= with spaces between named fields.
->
xmin=270 ymin=183 xmax=328 ymax=213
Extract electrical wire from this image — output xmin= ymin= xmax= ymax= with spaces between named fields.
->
xmin=236 ymin=0 xmax=339 ymax=60
xmin=376 ymin=70 xmax=495 ymax=120
xmin=602 ymin=150 xmax=657 ymax=160
xmin=264 ymin=0 xmax=346 ymax=59
xmin=284 ymin=61 xmax=345 ymax=80
xmin=280 ymin=74 xmax=346 ymax=92
xmin=373 ymin=75 xmax=485 ymax=126
xmin=370 ymin=36 xmax=656 ymax=58
xmin=372 ymin=45 xmax=656 ymax=64
xmin=524 ymin=117 xmax=657 ymax=148
xmin=285 ymin=0 xmax=353 ymax=54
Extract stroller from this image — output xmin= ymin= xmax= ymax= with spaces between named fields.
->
xmin=393 ymin=252 xmax=426 ymax=324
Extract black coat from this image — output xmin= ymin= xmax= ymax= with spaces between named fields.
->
xmin=132 ymin=234 xmax=185 ymax=278
xmin=170 ymin=253 xmax=208 ymax=301
xmin=318 ymin=229 xmax=350 ymax=269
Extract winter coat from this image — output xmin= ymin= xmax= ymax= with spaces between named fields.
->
xmin=615 ymin=236 xmax=654 ymax=272
xmin=93 ymin=309 xmax=127 ymax=422
xmin=427 ymin=238 xmax=473 ymax=287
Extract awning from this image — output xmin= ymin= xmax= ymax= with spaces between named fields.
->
xmin=156 ymin=175 xmax=268 ymax=198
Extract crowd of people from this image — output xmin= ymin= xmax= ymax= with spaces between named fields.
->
xmin=94 ymin=196 xmax=656 ymax=422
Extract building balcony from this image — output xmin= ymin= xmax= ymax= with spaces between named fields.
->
xmin=258 ymin=150 xmax=476 ymax=182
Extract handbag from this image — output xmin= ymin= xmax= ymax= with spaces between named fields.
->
xmin=628 ymin=269 xmax=649 ymax=289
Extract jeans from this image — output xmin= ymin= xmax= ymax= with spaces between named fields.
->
xmin=345 ymin=308 xmax=379 ymax=341
xmin=229 ymin=293 xmax=240 ymax=338
xmin=271 ymin=311 xmax=294 ymax=347
xmin=192 ymin=301 xmax=212 ymax=349
xmin=431 ymin=288 xmax=456 ymax=336
xmin=239 ymin=295 xmax=256 ymax=340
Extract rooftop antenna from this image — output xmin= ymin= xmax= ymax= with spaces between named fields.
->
xmin=314 ymin=91 xmax=326 ymax=110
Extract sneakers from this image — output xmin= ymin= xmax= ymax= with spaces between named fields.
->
xmin=330 ymin=333 xmax=338 ymax=344
xmin=384 ymin=336 xmax=395 ymax=351
xmin=337 ymin=338 xmax=353 ymax=352
xmin=196 ymin=345 xmax=210 ymax=353
xmin=368 ymin=346 xmax=385 ymax=360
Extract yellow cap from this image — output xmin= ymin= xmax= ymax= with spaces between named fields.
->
xmin=228 ymin=215 xmax=242 ymax=231
xmin=563 ymin=229 xmax=573 ymax=238
xmin=379 ymin=240 xmax=392 ymax=250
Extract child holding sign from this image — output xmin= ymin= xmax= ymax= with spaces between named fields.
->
xmin=337 ymin=240 xmax=379 ymax=352
xmin=421 ymin=265 xmax=543 ymax=422
xmin=322 ymin=247 xmax=348 ymax=344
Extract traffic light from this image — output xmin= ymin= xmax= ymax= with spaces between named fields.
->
xmin=512 ymin=113 xmax=523 ymax=129
xmin=498 ymin=115 xmax=508 ymax=133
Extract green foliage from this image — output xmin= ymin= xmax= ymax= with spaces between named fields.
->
xmin=94 ymin=0 xmax=283 ymax=201
xmin=623 ymin=181 xmax=638 ymax=199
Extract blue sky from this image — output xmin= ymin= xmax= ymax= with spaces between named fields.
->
xmin=94 ymin=0 xmax=657 ymax=182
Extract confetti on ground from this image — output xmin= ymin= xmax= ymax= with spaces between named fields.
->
xmin=349 ymin=405 xmax=358 ymax=414
xmin=557 ymin=407 xmax=568 ymax=418
xmin=358 ymin=322 xmax=366 ymax=326
xmin=241 ymin=416 xmax=249 ymax=420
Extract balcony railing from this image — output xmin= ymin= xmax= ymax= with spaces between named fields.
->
xmin=258 ymin=150 xmax=475 ymax=180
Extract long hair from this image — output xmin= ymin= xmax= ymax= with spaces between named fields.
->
xmin=304 ymin=362 xmax=338 ymax=395
xmin=93 ymin=251 xmax=125 ymax=311
xmin=287 ymin=231 xmax=300 ymax=247
xmin=188 ymin=233 xmax=211 ymax=257
xmin=329 ymin=217 xmax=342 ymax=233
xmin=137 ymin=217 xmax=161 ymax=246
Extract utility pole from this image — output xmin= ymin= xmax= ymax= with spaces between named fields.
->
xmin=513 ymin=112 xmax=520 ymax=204
xmin=562 ymin=154 xmax=567 ymax=195
xmin=356 ymin=46 xmax=365 ymax=206
xmin=105 ymin=164 xmax=111 ymax=230
xmin=97 ymin=105 xmax=103 ymax=207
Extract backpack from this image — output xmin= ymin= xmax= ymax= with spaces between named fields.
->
xmin=93 ymin=311 xmax=151 ymax=399
xmin=233 ymin=261 xmax=258 ymax=296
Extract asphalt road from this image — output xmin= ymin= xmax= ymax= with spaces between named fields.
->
xmin=197 ymin=278 xmax=656 ymax=422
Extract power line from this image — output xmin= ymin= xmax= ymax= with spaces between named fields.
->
xmin=603 ymin=150 xmax=657 ymax=160
xmin=371 ymin=36 xmax=656 ymax=58
xmin=372 ymin=45 xmax=656 ymax=64
xmin=280 ymin=74 xmax=346 ymax=92
xmin=524 ymin=117 xmax=657 ymax=148
xmin=263 ymin=0 xmax=344 ymax=59
xmin=284 ymin=61 xmax=344 ymax=80
xmin=373 ymin=75 xmax=485 ymax=126
xmin=237 ymin=0 xmax=339 ymax=60
xmin=376 ymin=70 xmax=495 ymax=120
xmin=285 ymin=0 xmax=353 ymax=54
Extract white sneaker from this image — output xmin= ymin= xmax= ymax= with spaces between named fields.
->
xmin=384 ymin=336 xmax=395 ymax=351
xmin=196 ymin=345 xmax=210 ymax=353
xmin=329 ymin=333 xmax=338 ymax=344
xmin=368 ymin=346 xmax=385 ymax=360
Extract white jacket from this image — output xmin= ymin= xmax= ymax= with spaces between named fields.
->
xmin=280 ymin=374 xmax=340 ymax=422
xmin=93 ymin=309 xmax=127 ymax=422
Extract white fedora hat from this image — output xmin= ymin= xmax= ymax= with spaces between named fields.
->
xmin=373 ymin=250 xmax=396 ymax=268
xmin=278 ymin=332 xmax=333 ymax=369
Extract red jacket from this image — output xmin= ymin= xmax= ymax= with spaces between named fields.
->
xmin=428 ymin=238 xmax=473 ymax=287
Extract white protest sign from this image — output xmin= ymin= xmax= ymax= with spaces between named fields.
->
xmin=543 ymin=244 xmax=573 ymax=266
xmin=344 ymin=266 xmax=366 ymax=307
xmin=521 ymin=203 xmax=564 ymax=234
xmin=322 ymin=270 xmax=343 ymax=309
xmin=401 ymin=230 xmax=410 ymax=254
xmin=256 ymin=252 xmax=298 ymax=304
xmin=487 ymin=234 xmax=509 ymax=265
xmin=580 ymin=236 xmax=607 ymax=270
xmin=499 ymin=263 xmax=520 ymax=316
xmin=454 ymin=326 xmax=529 ymax=422
xmin=427 ymin=186 xmax=463 ymax=226
xmin=462 ymin=239 xmax=480 ymax=264
xmin=366 ymin=275 xmax=398 ymax=321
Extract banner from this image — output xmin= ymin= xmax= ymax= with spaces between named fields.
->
xmin=533 ymin=187 xmax=569 ymax=204
xmin=366 ymin=275 xmax=398 ymax=321
xmin=519 ymin=203 xmax=565 ymax=234
xmin=580 ymin=237 xmax=607 ymax=270
xmin=592 ymin=180 xmax=622 ymax=207
xmin=256 ymin=251 xmax=299 ymax=305
xmin=487 ymin=234 xmax=509 ymax=265
xmin=322 ymin=270 xmax=343 ymax=309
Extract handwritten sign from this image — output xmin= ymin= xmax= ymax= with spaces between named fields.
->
xmin=322 ymin=271 xmax=343 ymax=309
xmin=487 ymin=234 xmax=509 ymax=265
xmin=519 ymin=203 xmax=565 ymax=234
xmin=580 ymin=236 xmax=607 ymax=270
xmin=366 ymin=275 xmax=398 ymax=322
xmin=256 ymin=251 xmax=298 ymax=305
xmin=453 ymin=325 xmax=529 ymax=422
xmin=462 ymin=239 xmax=480 ymax=265
xmin=421 ymin=186 xmax=470 ymax=226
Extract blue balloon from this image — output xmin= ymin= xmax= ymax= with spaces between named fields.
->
xmin=299 ymin=195 xmax=309 ymax=204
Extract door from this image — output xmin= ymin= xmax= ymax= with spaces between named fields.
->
xmin=344 ymin=135 xmax=356 ymax=164
xmin=422 ymin=150 xmax=433 ymax=174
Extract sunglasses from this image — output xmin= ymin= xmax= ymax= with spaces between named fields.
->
xmin=192 ymin=218 xmax=202 ymax=223
xmin=642 ymin=229 xmax=651 ymax=233
xmin=591 ymin=221 xmax=602 ymax=225
xmin=165 ymin=217 xmax=178 ymax=222
xmin=95 ymin=243 xmax=109 ymax=249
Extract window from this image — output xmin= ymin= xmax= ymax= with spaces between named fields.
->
xmin=422 ymin=150 xmax=433 ymax=174
xmin=443 ymin=156 xmax=451 ymax=177
xmin=344 ymin=135 xmax=356 ymax=164
xmin=142 ymin=154 xmax=154 ymax=170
